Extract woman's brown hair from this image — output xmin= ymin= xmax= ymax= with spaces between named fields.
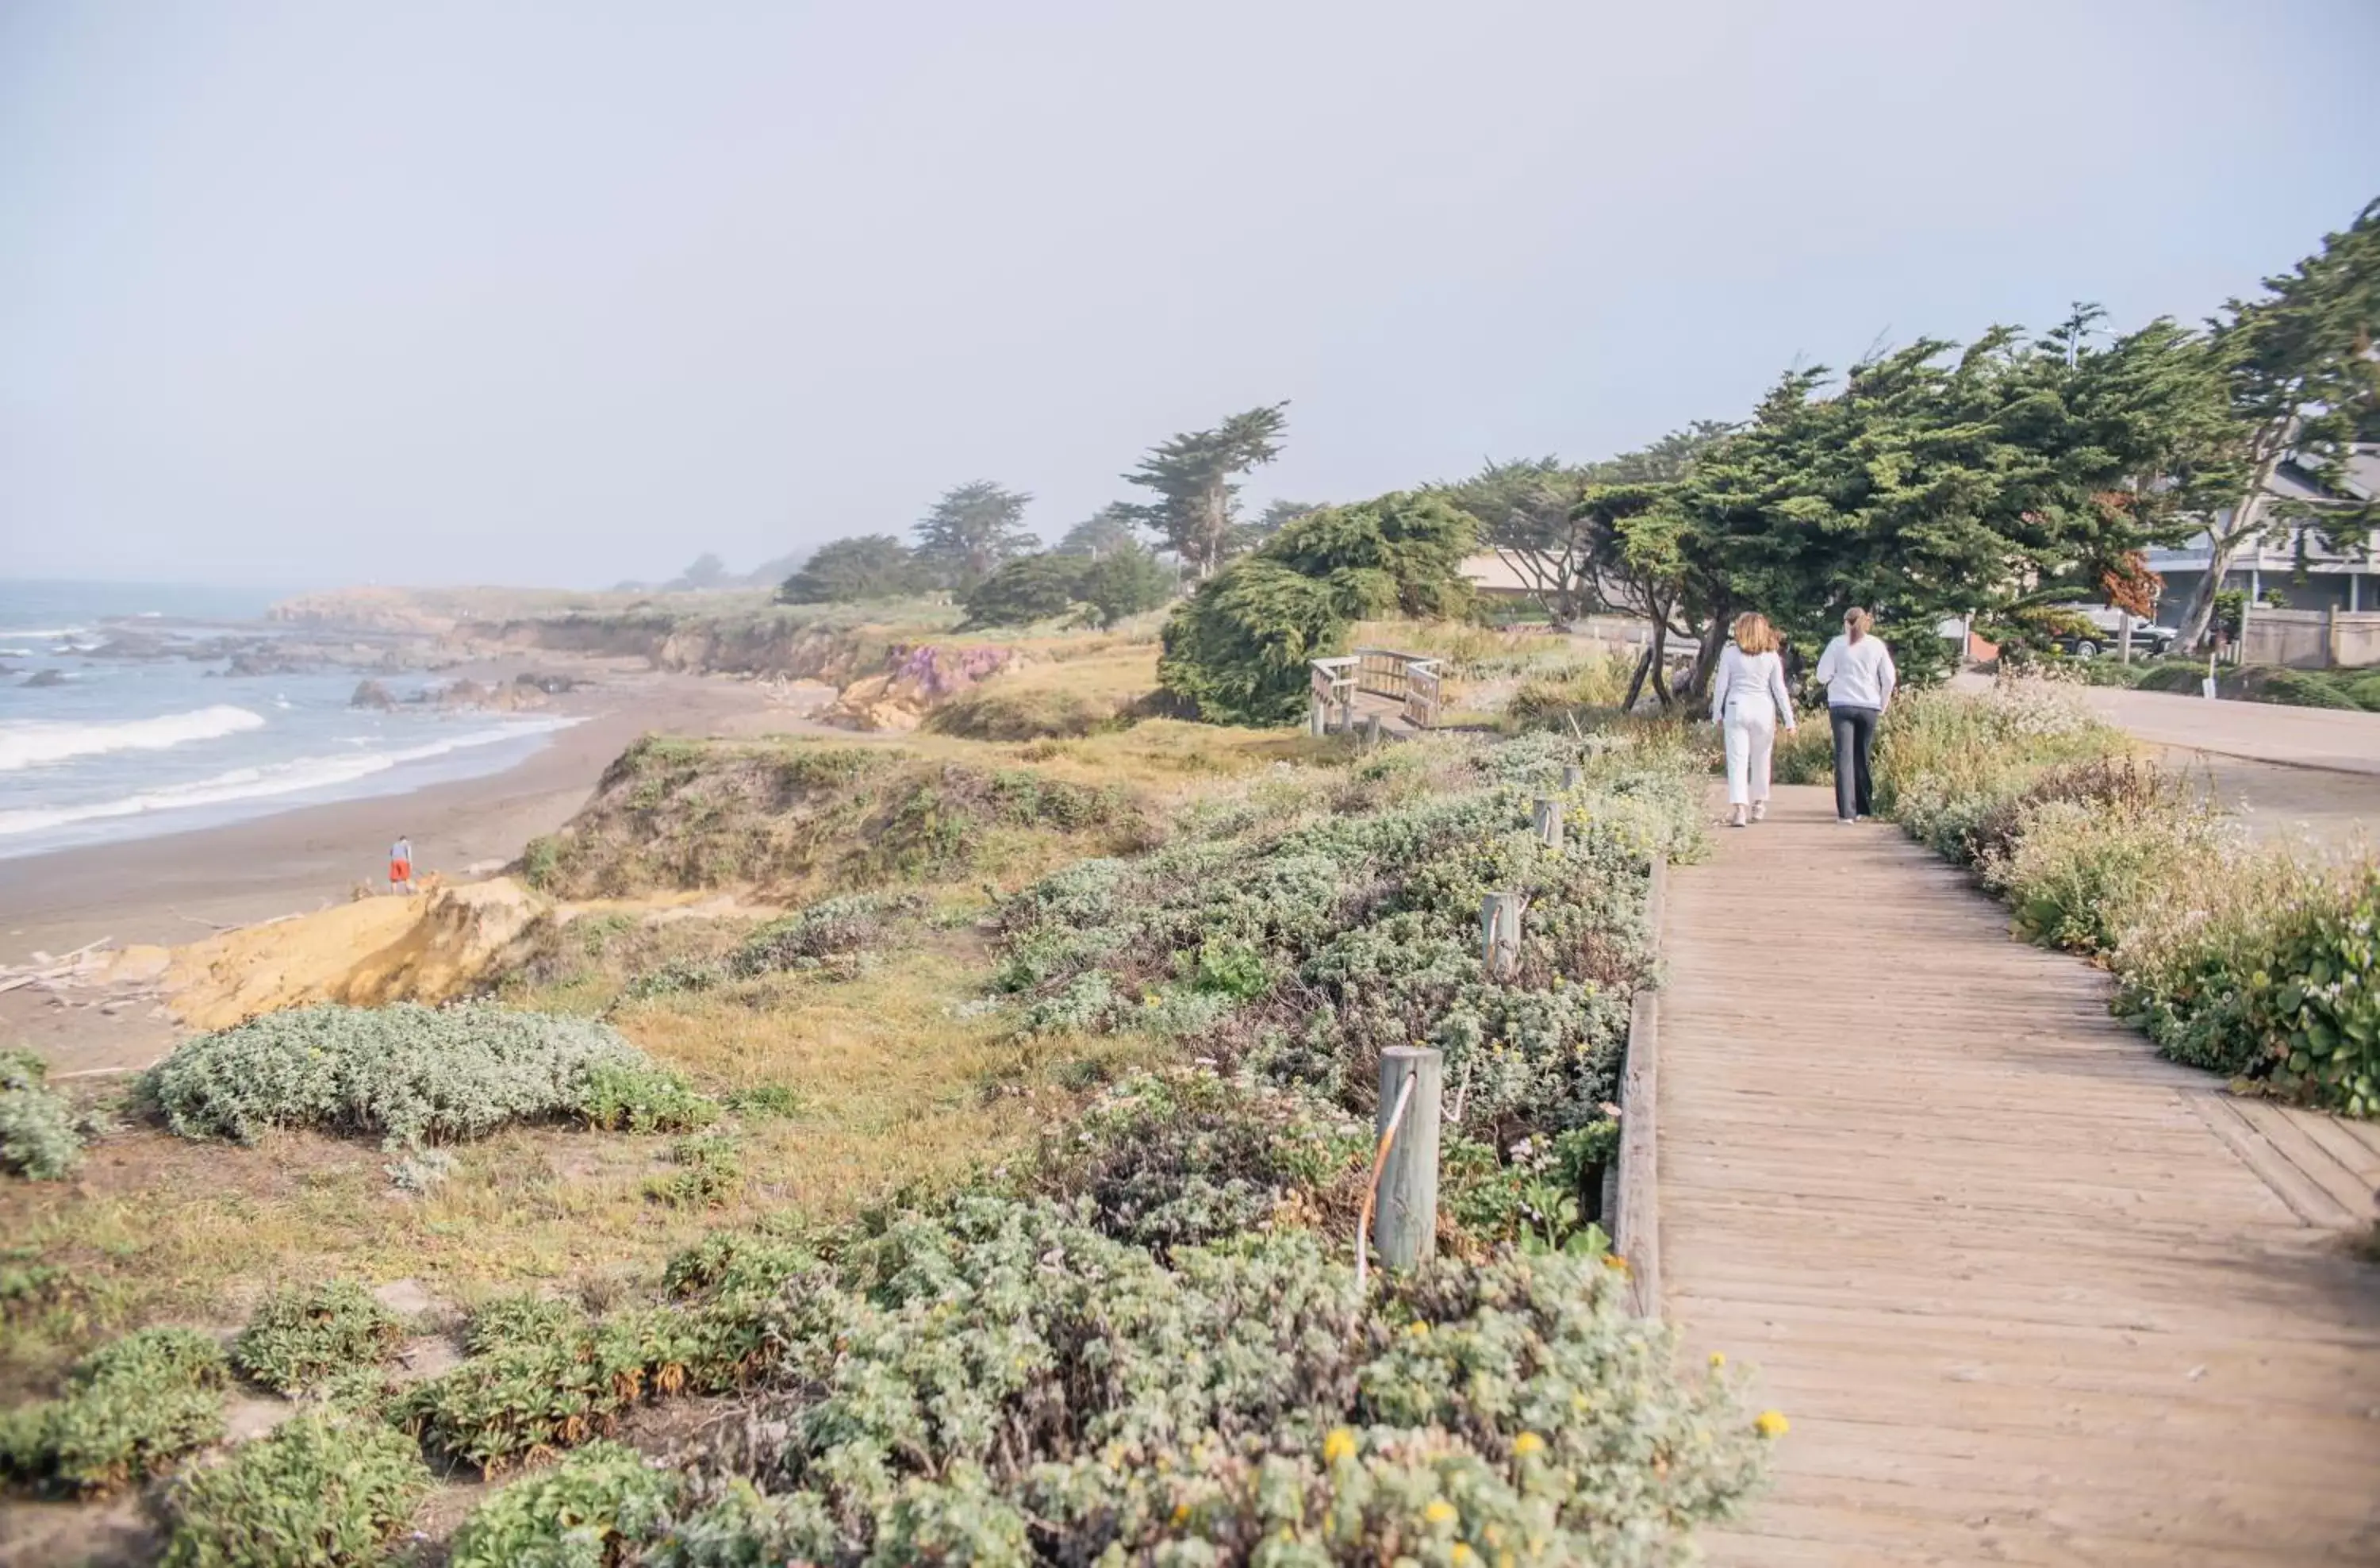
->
xmin=1844 ymin=606 xmax=1874 ymax=642
xmin=1731 ymin=612 xmax=1778 ymax=655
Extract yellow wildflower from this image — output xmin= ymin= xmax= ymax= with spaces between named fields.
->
xmin=1452 ymin=1546 xmax=1477 ymax=1565
xmin=1405 ymin=1320 xmax=1431 ymax=1336
xmin=1511 ymin=1432 xmax=1545 ymax=1457
xmin=1322 ymin=1427 xmax=1357 ymax=1465
xmin=1602 ymin=1253 xmax=1630 ymax=1274
xmin=1423 ymin=1499 xmax=1458 ymax=1528
xmin=1707 ymin=1351 xmax=1726 ymax=1368
xmin=1170 ymin=1503 xmax=1190 ymax=1527
xmin=1756 ymin=1409 xmax=1790 ymax=1438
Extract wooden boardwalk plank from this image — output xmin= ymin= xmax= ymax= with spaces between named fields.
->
xmin=1660 ymin=786 xmax=2380 ymax=1566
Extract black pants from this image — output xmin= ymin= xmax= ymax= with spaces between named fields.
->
xmin=1829 ymin=705 xmax=1879 ymax=821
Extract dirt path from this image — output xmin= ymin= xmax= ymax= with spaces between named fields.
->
xmin=1661 ymin=786 xmax=2380 ymax=1565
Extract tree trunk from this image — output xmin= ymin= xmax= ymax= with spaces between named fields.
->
xmin=1622 ymin=645 xmax=1653 ymax=710
xmin=1682 ymin=616 xmax=1729 ymax=704
xmin=2180 ymin=420 xmax=2295 ymax=650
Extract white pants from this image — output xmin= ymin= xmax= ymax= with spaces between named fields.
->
xmin=1722 ymin=699 xmax=1776 ymax=805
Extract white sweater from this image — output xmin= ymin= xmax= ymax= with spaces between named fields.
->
xmin=1816 ymin=634 xmax=1897 ymax=709
xmin=1709 ymin=645 xmax=1795 ymax=726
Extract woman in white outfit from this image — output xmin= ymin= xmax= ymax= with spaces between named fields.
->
xmin=1708 ymin=612 xmax=1796 ymax=828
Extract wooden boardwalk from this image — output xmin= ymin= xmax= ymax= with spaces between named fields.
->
xmin=1660 ymin=786 xmax=2380 ymax=1566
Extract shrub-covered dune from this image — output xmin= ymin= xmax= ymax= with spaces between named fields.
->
xmin=517 ymin=739 xmax=1155 ymax=899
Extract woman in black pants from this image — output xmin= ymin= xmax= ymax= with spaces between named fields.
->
xmin=1814 ymin=607 xmax=1897 ymax=824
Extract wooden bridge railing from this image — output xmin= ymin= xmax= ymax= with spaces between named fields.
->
xmin=1308 ymin=648 xmax=1444 ymax=736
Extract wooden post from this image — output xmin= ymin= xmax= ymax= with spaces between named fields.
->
xmin=1533 ymin=795 xmax=1563 ymax=848
xmin=1309 ymin=693 xmax=1326 ymax=738
xmin=1561 ymin=763 xmax=1583 ymax=791
xmin=1372 ymin=1047 xmax=1441 ymax=1270
xmin=1480 ymin=892 xmax=1521 ymax=980
xmin=1362 ymin=713 xmax=1383 ymax=749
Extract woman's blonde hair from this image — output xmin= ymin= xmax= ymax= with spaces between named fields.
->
xmin=1731 ymin=612 xmax=1778 ymax=654
xmin=1844 ymin=606 xmax=1874 ymax=641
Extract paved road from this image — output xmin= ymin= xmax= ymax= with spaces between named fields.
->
xmin=1663 ymin=787 xmax=2380 ymax=1566
xmin=2073 ymin=686 xmax=2380 ymax=850
xmin=2075 ymin=686 xmax=2380 ymax=777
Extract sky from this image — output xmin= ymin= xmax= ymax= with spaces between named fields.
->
xmin=3 ymin=2 xmax=2378 ymax=590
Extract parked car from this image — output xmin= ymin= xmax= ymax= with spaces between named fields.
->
xmin=2051 ymin=604 xmax=2178 ymax=659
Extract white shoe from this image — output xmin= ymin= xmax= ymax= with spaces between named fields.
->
xmin=1752 ymin=801 xmax=1768 ymax=822
xmin=1837 ymin=817 xmax=1856 ymax=826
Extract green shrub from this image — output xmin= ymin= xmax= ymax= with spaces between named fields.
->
xmin=1875 ymin=679 xmax=2379 ymax=1114
xmin=2 ymin=1328 xmax=228 ymax=1494
xmin=520 ymin=835 xmax=564 ymax=890
xmin=632 ymin=1196 xmax=1764 ymax=1566
xmin=1443 ymin=1122 xmax=1619 ymax=1253
xmin=1027 ymin=1072 xmax=1366 ymax=1256
xmin=448 ymin=1440 xmax=681 ymax=1568
xmin=996 ymin=738 xmax=1683 ymax=1135
xmin=1982 ymin=797 xmax=2230 ymax=955
xmin=234 ymin=1280 xmax=406 ymax=1394
xmin=2119 ymin=864 xmax=2380 ymax=1108
xmin=0 ymin=1047 xmax=83 ymax=1180
xmin=1075 ymin=542 xmax=1177 ymax=627
xmin=958 ymin=551 xmax=1086 ymax=628
xmin=159 ymin=1412 xmax=430 ymax=1567
xmin=716 ymin=1082 xmax=802 ymax=1118
xmin=144 ymin=1003 xmax=714 ymax=1147
xmin=726 ymin=893 xmax=922 ymax=977
xmin=647 ymin=1133 xmax=745 ymax=1209
xmin=2242 ymin=667 xmax=2363 ymax=710
xmin=401 ymin=1270 xmax=787 ymax=1475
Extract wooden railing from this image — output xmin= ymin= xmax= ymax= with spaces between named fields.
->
xmin=1307 ymin=648 xmax=1444 ymax=735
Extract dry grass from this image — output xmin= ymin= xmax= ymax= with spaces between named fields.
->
xmin=0 ymin=928 xmax=1146 ymax=1399
xmin=0 ymin=723 xmax=1288 ymax=1397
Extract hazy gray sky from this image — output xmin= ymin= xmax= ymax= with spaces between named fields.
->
xmin=5 ymin=2 xmax=2377 ymax=589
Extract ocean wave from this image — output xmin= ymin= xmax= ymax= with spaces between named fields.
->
xmin=0 ymin=717 xmax=582 ymax=837
xmin=0 ymin=705 xmax=269 ymax=772
xmin=0 ymin=626 xmax=91 ymax=640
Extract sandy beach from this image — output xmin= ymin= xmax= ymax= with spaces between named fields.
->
xmin=0 ymin=664 xmax=793 ymax=1074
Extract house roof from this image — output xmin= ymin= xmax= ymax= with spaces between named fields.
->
xmin=2149 ymin=444 xmax=2378 ymax=565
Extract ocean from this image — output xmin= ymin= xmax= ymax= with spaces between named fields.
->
xmin=0 ymin=580 xmax=578 ymax=861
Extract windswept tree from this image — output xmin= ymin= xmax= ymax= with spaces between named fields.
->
xmin=2176 ymin=198 xmax=2380 ymax=648
xmin=1055 ymin=504 xmax=1144 ymax=558
xmin=1239 ymin=498 xmax=1326 ymax=548
xmin=1441 ymin=458 xmax=1599 ymax=628
xmin=1442 ymin=429 xmax=1738 ymax=632
xmin=1660 ymin=321 xmax=2230 ymax=696
xmin=777 ymin=535 xmax=916 ymax=604
xmin=912 ymin=482 xmax=1038 ymax=590
xmin=1122 ymin=403 xmax=1289 ymax=578
xmin=1158 ymin=490 xmax=1474 ymax=724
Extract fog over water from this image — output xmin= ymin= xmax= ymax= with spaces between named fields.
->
xmin=4 ymin=1 xmax=2377 ymax=587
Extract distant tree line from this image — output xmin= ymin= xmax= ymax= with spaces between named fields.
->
xmin=774 ymin=403 xmax=1311 ymax=629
